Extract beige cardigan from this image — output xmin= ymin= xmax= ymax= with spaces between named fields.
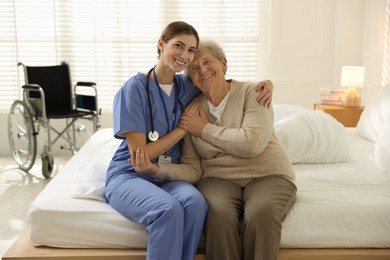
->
xmin=156 ymin=79 xmax=295 ymax=187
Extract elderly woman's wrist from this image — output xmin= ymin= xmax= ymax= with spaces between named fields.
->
xmin=147 ymin=163 xmax=159 ymax=176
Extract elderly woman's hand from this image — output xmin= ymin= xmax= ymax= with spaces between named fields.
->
xmin=256 ymin=80 xmax=273 ymax=108
xmin=179 ymin=100 xmax=209 ymax=136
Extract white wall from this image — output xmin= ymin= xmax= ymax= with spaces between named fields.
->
xmin=259 ymin=0 xmax=336 ymax=107
xmin=0 ymin=0 xmax=386 ymax=156
xmin=362 ymin=0 xmax=387 ymax=102
xmin=258 ymin=0 xmax=385 ymax=108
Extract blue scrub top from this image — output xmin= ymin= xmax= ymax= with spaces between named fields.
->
xmin=106 ymin=72 xmax=200 ymax=183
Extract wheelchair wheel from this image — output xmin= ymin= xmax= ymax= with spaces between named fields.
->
xmin=8 ymin=100 xmax=37 ymax=171
xmin=42 ymin=153 xmax=54 ymax=179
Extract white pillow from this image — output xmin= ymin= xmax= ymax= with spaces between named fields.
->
xmin=70 ymin=131 xmax=120 ymax=202
xmin=357 ymin=84 xmax=390 ymax=142
xmin=273 ymin=104 xmax=352 ymax=164
xmin=375 ymin=120 xmax=390 ymax=173
xmin=273 ymin=103 xmax=311 ymax=123
xmin=70 ymin=162 xmax=108 ymax=201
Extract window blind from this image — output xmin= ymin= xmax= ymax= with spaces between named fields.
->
xmin=0 ymin=0 xmax=260 ymax=110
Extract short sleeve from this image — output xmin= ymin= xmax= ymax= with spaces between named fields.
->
xmin=113 ymin=75 xmax=147 ymax=139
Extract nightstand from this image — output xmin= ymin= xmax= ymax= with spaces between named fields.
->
xmin=313 ymin=103 xmax=364 ymax=127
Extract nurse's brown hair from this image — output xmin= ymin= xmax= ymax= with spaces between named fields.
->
xmin=157 ymin=21 xmax=199 ymax=58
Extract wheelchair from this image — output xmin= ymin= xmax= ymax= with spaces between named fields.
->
xmin=8 ymin=61 xmax=101 ymax=178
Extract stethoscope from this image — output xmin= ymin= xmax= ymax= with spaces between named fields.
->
xmin=145 ymin=66 xmax=182 ymax=142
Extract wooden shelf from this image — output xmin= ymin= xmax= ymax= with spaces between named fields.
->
xmin=313 ymin=103 xmax=364 ymax=127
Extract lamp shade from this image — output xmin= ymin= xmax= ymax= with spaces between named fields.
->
xmin=340 ymin=66 xmax=365 ymax=88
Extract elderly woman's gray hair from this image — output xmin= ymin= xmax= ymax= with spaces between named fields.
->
xmin=198 ymin=39 xmax=226 ymax=60
xmin=185 ymin=38 xmax=226 ymax=75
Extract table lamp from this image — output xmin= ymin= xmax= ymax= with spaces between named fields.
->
xmin=340 ymin=66 xmax=365 ymax=107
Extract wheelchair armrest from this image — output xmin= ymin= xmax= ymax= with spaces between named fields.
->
xmin=22 ymin=84 xmax=41 ymax=90
xmin=74 ymin=82 xmax=99 ymax=113
xmin=76 ymin=81 xmax=96 ymax=86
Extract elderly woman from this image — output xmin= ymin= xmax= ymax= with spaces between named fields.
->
xmin=131 ymin=39 xmax=296 ymax=260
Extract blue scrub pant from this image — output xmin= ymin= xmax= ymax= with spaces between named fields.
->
xmin=106 ymin=174 xmax=207 ymax=260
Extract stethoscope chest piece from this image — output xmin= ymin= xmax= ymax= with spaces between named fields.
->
xmin=148 ymin=130 xmax=159 ymax=142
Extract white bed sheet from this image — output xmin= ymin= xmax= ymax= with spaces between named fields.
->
xmin=28 ymin=128 xmax=390 ymax=248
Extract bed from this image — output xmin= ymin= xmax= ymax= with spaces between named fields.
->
xmin=3 ymin=86 xmax=390 ymax=260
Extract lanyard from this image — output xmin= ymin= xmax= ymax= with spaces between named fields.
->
xmin=145 ymin=67 xmax=179 ymax=141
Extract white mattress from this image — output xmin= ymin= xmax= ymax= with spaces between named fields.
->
xmin=28 ymin=128 xmax=390 ymax=248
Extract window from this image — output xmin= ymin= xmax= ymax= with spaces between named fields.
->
xmin=0 ymin=0 xmax=260 ymax=110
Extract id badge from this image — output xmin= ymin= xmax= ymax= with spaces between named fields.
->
xmin=158 ymin=155 xmax=172 ymax=164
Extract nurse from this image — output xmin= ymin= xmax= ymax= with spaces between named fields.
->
xmin=105 ymin=21 xmax=273 ymax=260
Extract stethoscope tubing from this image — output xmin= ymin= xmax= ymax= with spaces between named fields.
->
xmin=145 ymin=66 xmax=180 ymax=142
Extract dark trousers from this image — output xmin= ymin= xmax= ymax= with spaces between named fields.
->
xmin=197 ymin=175 xmax=297 ymax=260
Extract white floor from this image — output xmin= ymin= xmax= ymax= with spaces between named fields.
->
xmin=0 ymin=154 xmax=72 ymax=258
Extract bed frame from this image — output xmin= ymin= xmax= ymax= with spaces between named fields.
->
xmin=3 ymin=229 xmax=390 ymax=260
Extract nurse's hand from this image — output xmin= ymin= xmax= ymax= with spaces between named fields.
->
xmin=256 ymin=80 xmax=273 ymax=108
xmin=129 ymin=147 xmax=158 ymax=175
xmin=184 ymin=99 xmax=202 ymax=114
